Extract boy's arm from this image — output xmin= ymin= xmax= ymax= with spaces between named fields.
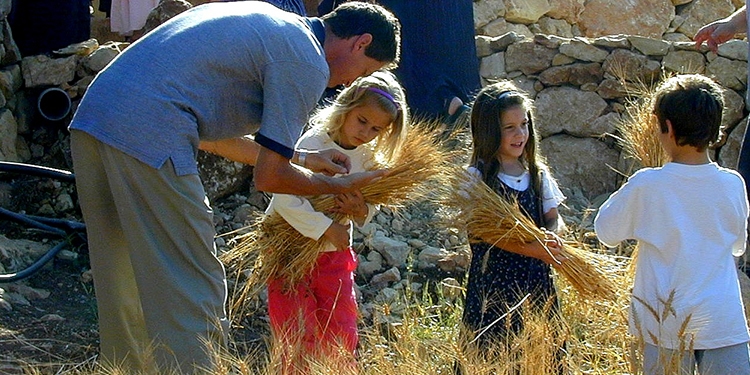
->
xmin=732 ymin=177 xmax=750 ymax=256
xmin=593 ymin=183 xmax=638 ymax=247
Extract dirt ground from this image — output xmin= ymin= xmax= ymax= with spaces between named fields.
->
xmin=0 ymin=266 xmax=100 ymax=373
xmin=0 ymin=248 xmax=272 ymax=374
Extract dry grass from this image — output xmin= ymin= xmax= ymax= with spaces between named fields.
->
xmin=613 ymin=78 xmax=670 ymax=173
xmin=15 ymin=238 xmax=703 ymax=375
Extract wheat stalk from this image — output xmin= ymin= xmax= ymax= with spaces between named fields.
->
xmin=450 ymin=171 xmax=619 ymax=301
xmin=615 ymin=94 xmax=670 ymax=170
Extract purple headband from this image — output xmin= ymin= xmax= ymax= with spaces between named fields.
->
xmin=366 ymin=87 xmax=400 ymax=109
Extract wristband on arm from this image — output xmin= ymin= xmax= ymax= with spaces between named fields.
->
xmin=293 ymin=151 xmax=307 ymax=168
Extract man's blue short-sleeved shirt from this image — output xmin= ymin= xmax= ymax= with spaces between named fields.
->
xmin=70 ymin=2 xmax=329 ymax=175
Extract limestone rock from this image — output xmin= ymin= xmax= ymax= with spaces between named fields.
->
xmin=546 ymin=0 xmax=585 ymax=24
xmin=0 ymin=109 xmax=17 ymax=161
xmin=21 ymin=54 xmax=78 ymax=88
xmin=535 ymin=86 xmax=609 ymax=137
xmin=542 ymin=135 xmax=620 ymax=198
xmin=577 ymin=0 xmax=674 ymax=38
xmin=473 ymin=0 xmax=506 ymax=29
xmin=602 ymin=49 xmax=662 ymax=83
xmin=505 ymin=40 xmax=558 ymax=75
xmin=662 ymin=50 xmax=706 ymax=74
xmin=197 ymin=151 xmax=253 ymax=201
xmin=707 ymin=56 xmax=747 ymax=91
xmin=503 ymin=0 xmax=551 ymax=24
xmin=558 ymin=38 xmax=609 ymax=62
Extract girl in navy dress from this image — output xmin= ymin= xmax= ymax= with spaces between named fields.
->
xmin=461 ymin=81 xmax=567 ymax=346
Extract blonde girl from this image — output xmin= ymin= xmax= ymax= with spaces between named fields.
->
xmin=461 ymin=81 xmax=566 ymax=345
xmin=265 ymin=70 xmax=408 ymax=364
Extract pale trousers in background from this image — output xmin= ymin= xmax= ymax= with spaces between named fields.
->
xmin=643 ymin=342 xmax=750 ymax=375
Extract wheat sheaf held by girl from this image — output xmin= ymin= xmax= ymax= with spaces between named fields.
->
xmin=222 ymin=122 xmax=459 ymax=290
xmin=450 ymin=170 xmax=620 ymax=301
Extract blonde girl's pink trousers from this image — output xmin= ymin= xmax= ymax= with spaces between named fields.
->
xmin=267 ymin=247 xmax=359 ymax=357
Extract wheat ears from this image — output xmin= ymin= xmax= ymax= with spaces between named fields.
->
xmin=449 ymin=171 xmax=618 ymax=301
xmin=222 ymin=122 xmax=460 ymax=294
xmin=221 ymin=121 xmax=618 ymax=316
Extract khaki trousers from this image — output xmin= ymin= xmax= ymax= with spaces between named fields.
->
xmin=70 ymin=130 xmax=228 ymax=374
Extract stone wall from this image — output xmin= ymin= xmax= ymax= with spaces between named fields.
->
xmin=475 ymin=32 xmax=748 ymax=208
xmin=0 ymin=0 xmax=24 ymax=163
xmin=473 ymin=0 xmax=743 ymax=41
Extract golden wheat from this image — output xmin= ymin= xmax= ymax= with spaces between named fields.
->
xmin=450 ymin=172 xmax=619 ymax=301
xmin=222 ymin=123 xmax=459 ymax=297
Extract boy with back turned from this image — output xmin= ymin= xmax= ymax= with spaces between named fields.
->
xmin=595 ymin=74 xmax=750 ymax=375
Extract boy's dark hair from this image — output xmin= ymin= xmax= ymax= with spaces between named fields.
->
xmin=652 ymin=74 xmax=724 ymax=151
xmin=322 ymin=1 xmax=401 ymax=66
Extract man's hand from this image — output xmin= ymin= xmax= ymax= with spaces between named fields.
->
xmin=694 ymin=7 xmax=747 ymax=53
xmin=300 ymin=149 xmax=351 ymax=176
xmin=255 ymin=146 xmax=387 ymax=195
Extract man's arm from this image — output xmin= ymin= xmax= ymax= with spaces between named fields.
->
xmin=254 ymin=146 xmax=386 ymax=195
xmin=694 ymin=6 xmax=747 ymax=53
xmin=199 ymin=136 xmax=260 ymax=165
xmin=199 ymin=136 xmax=351 ymax=175
xmin=199 ymin=137 xmax=385 ymax=195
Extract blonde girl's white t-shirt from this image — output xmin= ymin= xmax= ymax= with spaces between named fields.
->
xmin=266 ymin=129 xmax=378 ymax=252
xmin=466 ymin=166 xmax=566 ymax=214
xmin=594 ymin=162 xmax=750 ymax=350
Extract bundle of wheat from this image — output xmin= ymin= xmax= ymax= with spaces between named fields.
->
xmin=452 ymin=172 xmax=619 ymax=300
xmin=223 ymin=123 xmax=459 ymax=292
xmin=616 ymin=96 xmax=670 ymax=170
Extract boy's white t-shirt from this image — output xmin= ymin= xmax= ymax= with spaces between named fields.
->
xmin=594 ymin=162 xmax=750 ymax=349
xmin=266 ymin=129 xmax=377 ymax=252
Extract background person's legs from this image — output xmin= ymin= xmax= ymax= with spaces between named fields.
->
xmin=642 ymin=343 xmax=695 ymax=375
xmin=695 ymin=342 xmax=750 ymax=375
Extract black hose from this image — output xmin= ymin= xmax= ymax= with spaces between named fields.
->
xmin=0 ymin=207 xmax=67 ymax=236
xmin=0 ymin=240 xmax=68 ymax=282
xmin=22 ymin=214 xmax=86 ymax=232
xmin=0 ymin=162 xmax=84 ymax=282
xmin=0 ymin=161 xmax=75 ymax=183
